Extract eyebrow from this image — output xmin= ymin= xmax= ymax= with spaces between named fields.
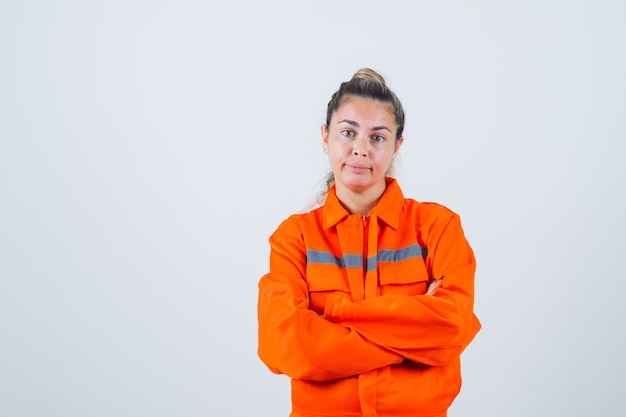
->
xmin=337 ymin=119 xmax=392 ymax=133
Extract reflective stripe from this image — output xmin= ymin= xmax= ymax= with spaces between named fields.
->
xmin=366 ymin=256 xmax=377 ymax=273
xmin=307 ymin=244 xmax=426 ymax=271
xmin=307 ymin=250 xmax=361 ymax=268
xmin=378 ymin=244 xmax=426 ymax=263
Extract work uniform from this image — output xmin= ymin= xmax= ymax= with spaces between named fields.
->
xmin=258 ymin=178 xmax=480 ymax=417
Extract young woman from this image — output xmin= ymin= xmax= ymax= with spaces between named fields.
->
xmin=258 ymin=68 xmax=480 ymax=417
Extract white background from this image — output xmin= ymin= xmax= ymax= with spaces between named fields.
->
xmin=1 ymin=1 xmax=625 ymax=416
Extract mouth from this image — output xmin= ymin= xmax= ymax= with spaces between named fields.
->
xmin=345 ymin=163 xmax=370 ymax=173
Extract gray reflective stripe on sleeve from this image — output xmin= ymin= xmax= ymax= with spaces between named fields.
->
xmin=377 ymin=244 xmax=427 ymax=263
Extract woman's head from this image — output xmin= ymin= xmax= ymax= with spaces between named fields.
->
xmin=320 ymin=69 xmax=405 ymax=204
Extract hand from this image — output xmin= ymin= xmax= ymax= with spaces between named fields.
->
xmin=426 ymin=276 xmax=444 ymax=295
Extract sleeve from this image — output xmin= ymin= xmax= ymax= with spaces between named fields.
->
xmin=257 ymin=217 xmax=403 ymax=382
xmin=323 ymin=214 xmax=481 ymax=366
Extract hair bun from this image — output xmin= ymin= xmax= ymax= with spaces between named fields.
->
xmin=352 ymin=68 xmax=386 ymax=85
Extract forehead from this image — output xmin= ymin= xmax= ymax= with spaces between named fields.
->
xmin=332 ymin=96 xmax=396 ymax=125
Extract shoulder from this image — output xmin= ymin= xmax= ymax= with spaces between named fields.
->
xmin=402 ymin=198 xmax=459 ymax=224
xmin=271 ymin=206 xmax=324 ymax=238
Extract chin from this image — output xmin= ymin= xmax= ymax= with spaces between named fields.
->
xmin=339 ymin=178 xmax=375 ymax=193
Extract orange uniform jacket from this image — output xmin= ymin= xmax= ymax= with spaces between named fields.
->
xmin=258 ymin=178 xmax=480 ymax=417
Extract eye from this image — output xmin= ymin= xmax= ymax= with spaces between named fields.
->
xmin=371 ymin=134 xmax=385 ymax=143
xmin=341 ymin=130 xmax=355 ymax=138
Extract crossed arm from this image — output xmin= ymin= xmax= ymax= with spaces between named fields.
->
xmin=257 ymin=215 xmax=480 ymax=381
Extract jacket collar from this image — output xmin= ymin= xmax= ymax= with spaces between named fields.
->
xmin=322 ymin=177 xmax=405 ymax=230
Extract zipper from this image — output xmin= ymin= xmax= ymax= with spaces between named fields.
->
xmin=362 ymin=215 xmax=370 ymax=282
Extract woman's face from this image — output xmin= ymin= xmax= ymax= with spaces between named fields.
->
xmin=322 ymin=96 xmax=403 ymax=196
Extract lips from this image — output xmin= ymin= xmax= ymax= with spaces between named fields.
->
xmin=345 ymin=163 xmax=370 ymax=173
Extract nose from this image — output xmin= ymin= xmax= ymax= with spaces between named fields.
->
xmin=353 ymin=136 xmax=367 ymax=157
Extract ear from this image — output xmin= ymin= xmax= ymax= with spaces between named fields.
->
xmin=392 ymin=136 xmax=404 ymax=158
xmin=321 ymin=124 xmax=329 ymax=152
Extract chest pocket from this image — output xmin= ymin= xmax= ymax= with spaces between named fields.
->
xmin=378 ymin=254 xmax=430 ymax=296
xmin=306 ymin=263 xmax=350 ymax=316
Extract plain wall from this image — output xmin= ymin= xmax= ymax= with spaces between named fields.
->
xmin=1 ymin=1 xmax=625 ymax=416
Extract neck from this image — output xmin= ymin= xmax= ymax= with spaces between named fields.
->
xmin=335 ymin=181 xmax=387 ymax=215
